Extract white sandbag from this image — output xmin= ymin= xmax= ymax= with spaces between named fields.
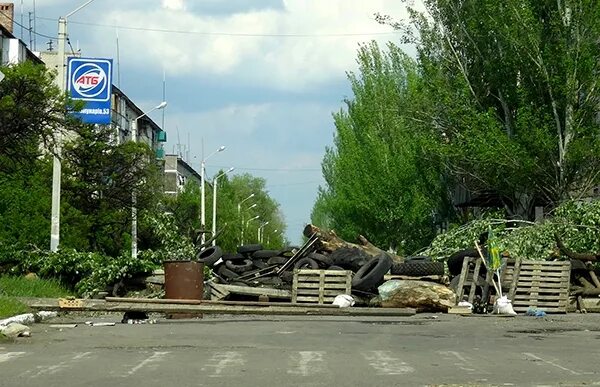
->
xmin=332 ymin=294 xmax=355 ymax=308
xmin=493 ymin=296 xmax=517 ymax=315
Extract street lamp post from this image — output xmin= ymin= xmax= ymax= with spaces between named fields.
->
xmin=245 ymin=216 xmax=259 ymax=243
xmin=50 ymin=0 xmax=97 ymax=252
xmin=200 ymin=145 xmax=225 ymax=245
xmin=258 ymin=221 xmax=269 ymax=244
xmin=240 ymin=203 xmax=257 ymax=245
xmin=211 ymin=167 xmax=234 ymax=246
xmin=267 ymin=229 xmax=278 ymax=246
xmin=237 ymin=193 xmax=255 ymax=242
xmin=130 ymin=101 xmax=167 ymax=259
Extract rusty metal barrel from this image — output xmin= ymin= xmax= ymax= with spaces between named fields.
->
xmin=163 ymin=260 xmax=204 ymax=300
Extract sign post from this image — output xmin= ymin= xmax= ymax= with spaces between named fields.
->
xmin=67 ymin=57 xmax=113 ymax=124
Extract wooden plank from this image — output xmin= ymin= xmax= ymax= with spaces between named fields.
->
xmin=508 ymin=258 xmax=522 ymax=301
xmin=296 ymin=269 xmax=351 ymax=276
xmin=20 ymin=297 xmax=416 ymax=316
xmin=456 ymin=256 xmax=472 ymax=302
xmin=107 ymin=297 xmax=203 ymax=304
xmin=292 ymin=270 xmax=299 ymax=303
xmin=296 ymin=283 xmax=348 ymax=289
xmin=105 ymin=297 xmax=342 ymax=308
xmin=296 ymin=289 xmax=351 ymax=296
xmin=514 ymin=294 xmax=566 ymax=301
xmin=517 ymin=271 xmax=569 ymax=278
xmin=519 ymin=260 xmax=572 ymax=266
xmin=216 ymin=284 xmax=292 ymax=299
xmin=468 ymin=258 xmax=482 ymax=303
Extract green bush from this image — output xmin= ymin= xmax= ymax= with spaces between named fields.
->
xmin=423 ymin=200 xmax=600 ymax=261
xmin=6 ymin=247 xmax=161 ymax=296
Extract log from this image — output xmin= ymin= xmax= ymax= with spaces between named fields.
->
xmin=303 ymin=224 xmax=400 ymax=260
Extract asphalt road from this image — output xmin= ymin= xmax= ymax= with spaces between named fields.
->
xmin=2 ymin=313 xmax=600 ymax=386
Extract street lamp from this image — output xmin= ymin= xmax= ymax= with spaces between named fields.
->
xmin=50 ymin=0 xmax=97 ymax=252
xmin=130 ymin=101 xmax=167 ymax=259
xmin=200 ymin=145 xmax=225 ymax=245
xmin=245 ymin=215 xmax=259 ymax=243
xmin=240 ymin=203 xmax=257 ymax=245
xmin=211 ymin=167 xmax=235 ymax=246
xmin=258 ymin=221 xmax=269 ymax=244
xmin=267 ymin=229 xmax=278 ymax=246
xmin=238 ymin=193 xmax=255 ymax=243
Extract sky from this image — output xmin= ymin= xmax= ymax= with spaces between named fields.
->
xmin=24 ymin=0 xmax=416 ymax=244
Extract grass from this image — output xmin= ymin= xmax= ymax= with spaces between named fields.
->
xmin=0 ymin=275 xmax=72 ymax=319
xmin=0 ymin=296 xmax=30 ymax=320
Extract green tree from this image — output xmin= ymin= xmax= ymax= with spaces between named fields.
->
xmin=315 ymin=42 xmax=450 ymax=254
xmin=380 ymin=0 xmax=600 ymax=218
xmin=60 ymin=124 xmax=163 ymax=255
xmin=0 ymin=62 xmax=80 ymax=172
xmin=0 ymin=62 xmax=83 ymax=250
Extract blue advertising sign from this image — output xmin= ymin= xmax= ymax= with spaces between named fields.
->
xmin=67 ymin=57 xmax=113 ymax=124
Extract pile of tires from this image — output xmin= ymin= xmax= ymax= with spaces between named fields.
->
xmin=198 ymin=243 xmax=450 ymax=296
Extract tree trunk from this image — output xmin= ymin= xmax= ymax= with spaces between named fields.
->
xmin=303 ymin=224 xmax=401 ymax=261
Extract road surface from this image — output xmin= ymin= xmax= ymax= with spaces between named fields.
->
xmin=1 ymin=313 xmax=600 ymax=386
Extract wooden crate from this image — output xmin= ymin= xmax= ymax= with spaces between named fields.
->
xmin=292 ymin=269 xmax=353 ymax=304
xmin=508 ymin=260 xmax=571 ymax=313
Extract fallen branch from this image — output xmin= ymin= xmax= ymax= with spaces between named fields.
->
xmin=555 ymin=233 xmax=599 ymax=262
xmin=303 ymin=224 xmax=401 ymax=261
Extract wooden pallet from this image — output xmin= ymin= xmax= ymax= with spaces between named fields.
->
xmin=455 ymin=257 xmax=515 ymax=304
xmin=508 ymin=260 xmax=571 ymax=313
xmin=292 ymin=269 xmax=353 ymax=304
xmin=456 ymin=257 xmax=484 ymax=304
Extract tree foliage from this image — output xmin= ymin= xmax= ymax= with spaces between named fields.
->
xmin=382 ymin=0 xmax=600 ymax=218
xmin=314 ymin=42 xmax=450 ymax=253
xmin=0 ymin=62 xmax=81 ymax=173
xmin=210 ymin=173 xmax=286 ymax=252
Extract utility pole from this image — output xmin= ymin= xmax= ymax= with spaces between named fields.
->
xmin=50 ymin=16 xmax=67 ymax=252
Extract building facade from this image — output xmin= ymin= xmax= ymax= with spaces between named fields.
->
xmin=163 ymin=154 xmax=202 ymax=195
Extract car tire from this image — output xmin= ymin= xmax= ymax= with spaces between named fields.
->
xmin=217 ymin=265 xmax=239 ymax=281
xmin=352 ymin=253 xmax=392 ymax=291
xmin=308 ymin=252 xmax=332 ymax=266
xmin=222 ymin=253 xmax=245 ymax=261
xmin=225 ymin=259 xmax=254 ymax=274
xmin=391 ymin=261 xmax=445 ymax=276
xmin=294 ymin=257 xmax=319 ymax=270
xmin=197 ymin=246 xmax=223 ymax=267
xmin=252 ymin=250 xmax=280 ymax=259
xmin=237 ymin=244 xmax=263 ymax=254
xmin=352 ymin=253 xmax=392 ymax=292
xmin=267 ymin=256 xmax=288 ymax=265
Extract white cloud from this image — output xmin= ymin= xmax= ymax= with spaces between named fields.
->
xmin=161 ymin=0 xmax=186 ymax=11
xmin=91 ymin=0 xmax=414 ymax=91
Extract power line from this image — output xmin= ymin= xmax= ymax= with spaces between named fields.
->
xmin=37 ymin=17 xmax=399 ymax=38
xmin=4 ymin=12 xmax=56 ymax=40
